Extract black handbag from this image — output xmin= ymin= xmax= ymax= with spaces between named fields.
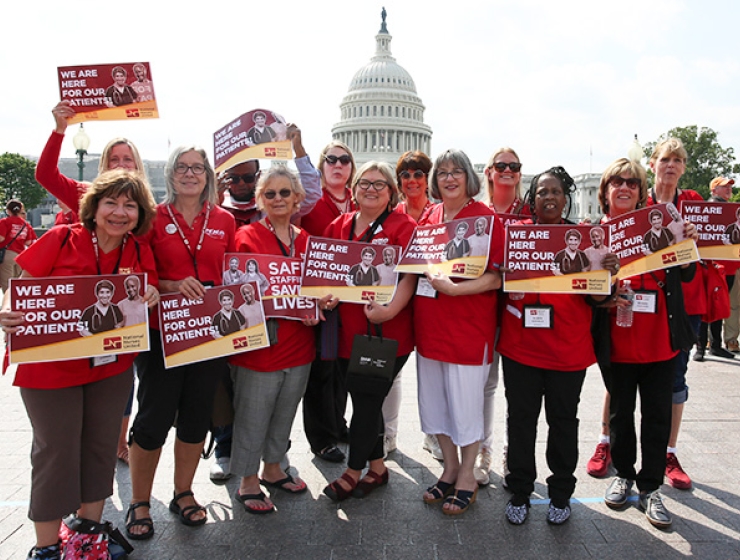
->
xmin=346 ymin=321 xmax=398 ymax=399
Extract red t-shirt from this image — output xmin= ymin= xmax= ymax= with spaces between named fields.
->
xmin=323 ymin=210 xmax=417 ymax=359
xmin=413 ymin=201 xmax=504 ymax=365
xmin=12 ymin=224 xmax=157 ymax=389
xmin=300 ymin=188 xmax=354 ymax=236
xmin=0 ymin=216 xmax=37 ymax=253
xmin=228 ymin=222 xmax=315 ymax=371
xmin=609 ymin=271 xmax=678 ymax=363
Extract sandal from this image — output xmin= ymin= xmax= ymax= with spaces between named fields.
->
xmin=125 ymin=501 xmax=154 ymax=540
xmin=235 ymin=490 xmax=275 ymax=514
xmin=352 ymin=469 xmax=389 ymax=499
xmin=323 ymin=472 xmax=358 ymax=502
xmin=423 ymin=480 xmax=454 ymax=504
xmin=442 ymin=487 xmax=478 ymax=516
xmin=169 ymin=491 xmax=207 ymax=526
xmin=259 ymin=474 xmax=308 ymax=494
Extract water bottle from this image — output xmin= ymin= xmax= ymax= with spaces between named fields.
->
xmin=616 ymin=280 xmax=634 ymax=328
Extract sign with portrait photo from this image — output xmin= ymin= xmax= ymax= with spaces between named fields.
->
xmin=159 ymin=283 xmax=268 ymax=368
xmin=223 ymin=253 xmax=318 ymax=321
xmin=606 ymin=203 xmax=699 ymax=279
xmin=679 ymin=201 xmax=740 ymax=260
xmin=213 ymin=108 xmax=293 ymax=172
xmin=300 ymin=237 xmax=401 ymax=304
xmin=503 ymin=224 xmax=611 ymax=294
xmin=8 ymin=273 xmax=149 ymax=364
xmin=58 ymin=62 xmax=159 ymax=123
xmin=396 ymin=216 xmax=491 ymax=279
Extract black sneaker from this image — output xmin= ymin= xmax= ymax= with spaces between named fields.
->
xmin=709 ymin=346 xmax=735 ymax=359
xmin=692 ymin=347 xmax=705 ymax=362
xmin=604 ymin=477 xmax=632 ymax=509
xmin=639 ymin=490 xmax=672 ymax=529
xmin=313 ymin=445 xmax=345 ymax=463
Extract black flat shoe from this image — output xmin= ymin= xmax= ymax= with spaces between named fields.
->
xmin=313 ymin=445 xmax=345 ymax=463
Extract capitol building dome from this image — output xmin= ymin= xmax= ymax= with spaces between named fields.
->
xmin=331 ymin=10 xmax=433 ymax=165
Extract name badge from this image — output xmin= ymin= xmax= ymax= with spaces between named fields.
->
xmin=522 ymin=305 xmax=553 ymax=329
xmin=416 ymin=276 xmax=437 ymax=298
xmin=633 ymin=290 xmax=658 ymax=314
xmin=91 ymin=354 xmax=118 ymax=367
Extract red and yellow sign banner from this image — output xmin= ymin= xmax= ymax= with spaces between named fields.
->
xmin=58 ymin=62 xmax=159 ymax=123
xmin=679 ymin=201 xmax=740 ymax=260
xmin=607 ymin=203 xmax=699 ymax=279
xmin=213 ymin=109 xmax=292 ymax=172
xmin=223 ymin=253 xmax=318 ymax=321
xmin=159 ymin=283 xmax=268 ymax=368
xmin=504 ymin=224 xmax=611 ymax=294
xmin=396 ymin=217 xmax=491 ymax=279
xmin=300 ymin=237 xmax=400 ymax=304
xmin=9 ymin=274 xmax=149 ymax=364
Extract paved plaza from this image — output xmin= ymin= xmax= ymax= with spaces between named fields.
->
xmin=1 ymin=352 xmax=739 ymax=559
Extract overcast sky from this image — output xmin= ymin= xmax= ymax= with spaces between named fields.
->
xmin=2 ymin=0 xmax=739 ymax=178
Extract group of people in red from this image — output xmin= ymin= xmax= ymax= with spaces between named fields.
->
xmin=2 ymin=98 xmax=733 ymax=560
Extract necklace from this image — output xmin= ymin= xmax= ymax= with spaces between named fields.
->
xmin=325 ymin=187 xmax=352 ymax=214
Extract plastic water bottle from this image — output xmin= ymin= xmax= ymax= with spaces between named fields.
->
xmin=616 ymin=280 xmax=634 ymax=328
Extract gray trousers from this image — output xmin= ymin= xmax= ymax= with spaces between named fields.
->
xmin=230 ymin=363 xmax=311 ymax=476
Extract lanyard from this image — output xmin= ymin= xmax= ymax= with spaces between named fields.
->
xmin=166 ymin=203 xmax=210 ymax=281
xmin=349 ymin=209 xmax=390 ymax=242
xmin=264 ymin=218 xmax=295 ymax=257
xmin=91 ymin=230 xmax=127 ymax=275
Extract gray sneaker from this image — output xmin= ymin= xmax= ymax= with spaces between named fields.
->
xmin=604 ymin=477 xmax=632 ymax=509
xmin=639 ymin=490 xmax=672 ymax=529
xmin=209 ymin=456 xmax=232 ymax=481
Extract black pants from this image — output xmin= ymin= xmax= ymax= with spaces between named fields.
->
xmin=609 ymin=358 xmax=674 ymax=493
xmin=302 ymin=357 xmax=348 ymax=452
xmin=502 ymin=356 xmax=586 ymax=504
xmin=340 ymin=354 xmax=409 ymax=471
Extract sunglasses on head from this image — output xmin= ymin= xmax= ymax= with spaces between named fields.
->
xmin=608 ymin=177 xmax=641 ymax=189
xmin=399 ymin=170 xmax=427 ymax=180
xmin=227 ymin=173 xmax=258 ymax=185
xmin=263 ymin=188 xmax=293 ymax=200
xmin=492 ymin=162 xmax=522 ymax=172
xmin=325 ymin=154 xmax=352 ymax=166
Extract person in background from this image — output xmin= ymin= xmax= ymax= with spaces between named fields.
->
xmin=0 ymin=199 xmax=37 ymax=292
xmin=484 ymin=147 xmax=527 ymax=216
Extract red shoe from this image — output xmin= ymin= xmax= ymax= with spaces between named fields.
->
xmin=665 ymin=452 xmax=692 ymax=489
xmin=586 ymin=442 xmax=611 ymax=477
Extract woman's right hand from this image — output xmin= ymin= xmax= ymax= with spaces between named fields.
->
xmin=52 ymin=101 xmax=75 ymax=135
xmin=0 ymin=309 xmax=25 ymax=334
xmin=176 ymin=276 xmax=207 ymax=300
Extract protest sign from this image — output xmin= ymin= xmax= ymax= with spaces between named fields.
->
xmin=607 ymin=203 xmax=699 ymax=279
xmin=9 ymin=273 xmax=148 ymax=364
xmin=680 ymin=201 xmax=740 ymax=260
xmin=503 ymin=224 xmax=611 ymax=294
xmin=223 ymin=253 xmax=318 ymax=321
xmin=300 ymin=237 xmax=400 ymax=304
xmin=159 ymin=283 xmax=268 ymax=368
xmin=396 ymin=216 xmax=491 ymax=278
xmin=58 ymin=62 xmax=158 ymax=123
xmin=213 ymin=109 xmax=292 ymax=172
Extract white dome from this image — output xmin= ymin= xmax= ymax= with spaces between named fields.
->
xmin=348 ymin=59 xmax=417 ymax=93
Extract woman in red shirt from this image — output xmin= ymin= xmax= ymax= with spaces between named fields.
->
xmin=0 ymin=170 xmax=158 ymax=560
xmin=0 ymin=199 xmax=37 ymax=291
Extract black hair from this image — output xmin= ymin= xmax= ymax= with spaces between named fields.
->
xmin=526 ymin=166 xmax=576 ymax=220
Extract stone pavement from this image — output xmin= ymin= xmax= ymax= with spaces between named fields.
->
xmin=1 ymin=352 xmax=740 ymax=559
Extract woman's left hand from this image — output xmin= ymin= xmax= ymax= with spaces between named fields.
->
xmin=424 ymin=270 xmax=457 ymax=296
xmin=364 ymin=300 xmax=393 ymax=324
xmin=143 ymin=285 xmax=160 ymax=308
xmin=602 ymin=253 xmax=621 ymax=276
xmin=684 ymin=220 xmax=698 ymax=241
xmin=316 ymin=294 xmax=339 ymax=321
xmin=0 ymin=308 xmax=25 ymax=334
xmin=301 ymin=314 xmax=320 ymax=327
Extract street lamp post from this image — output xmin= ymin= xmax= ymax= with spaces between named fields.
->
xmin=72 ymin=124 xmax=91 ymax=182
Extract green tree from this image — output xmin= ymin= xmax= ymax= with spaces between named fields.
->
xmin=0 ymin=152 xmax=48 ymax=212
xmin=643 ymin=125 xmax=740 ymax=200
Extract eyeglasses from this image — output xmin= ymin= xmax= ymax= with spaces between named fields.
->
xmin=608 ymin=176 xmax=641 ymax=190
xmin=492 ymin=162 xmax=522 ymax=172
xmin=227 ymin=172 xmax=258 ymax=184
xmin=263 ymin=188 xmax=293 ymax=200
xmin=175 ymin=163 xmax=206 ymax=175
xmin=399 ymin=170 xmax=427 ymax=180
xmin=357 ymin=179 xmax=389 ymax=191
xmin=436 ymin=169 xmax=466 ymax=180
xmin=325 ymin=154 xmax=352 ymax=166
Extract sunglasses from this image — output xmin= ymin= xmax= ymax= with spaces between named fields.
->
xmin=608 ymin=176 xmax=641 ymax=190
xmin=325 ymin=154 xmax=352 ymax=166
xmin=492 ymin=162 xmax=522 ymax=172
xmin=227 ymin=173 xmax=258 ymax=184
xmin=263 ymin=188 xmax=293 ymax=200
xmin=399 ymin=170 xmax=427 ymax=180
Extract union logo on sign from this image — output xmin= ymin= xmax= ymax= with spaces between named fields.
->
xmin=662 ymin=252 xmax=677 ymax=264
xmin=125 ymin=109 xmax=140 ymax=118
xmin=233 ymin=337 xmax=249 ymax=349
xmin=264 ymin=147 xmax=276 ymax=157
xmin=361 ymin=291 xmax=376 ymax=301
xmin=572 ymin=279 xmax=587 ymax=290
xmin=451 ymin=263 xmax=466 ymax=274
xmin=103 ymin=337 xmax=122 ymax=351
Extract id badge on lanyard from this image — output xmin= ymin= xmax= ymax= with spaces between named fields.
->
xmin=633 ymin=290 xmax=658 ymax=314
xmin=522 ymin=305 xmax=554 ymax=329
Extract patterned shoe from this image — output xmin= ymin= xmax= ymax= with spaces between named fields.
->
xmin=547 ymin=501 xmax=571 ymax=525
xmin=505 ymin=497 xmax=530 ymax=525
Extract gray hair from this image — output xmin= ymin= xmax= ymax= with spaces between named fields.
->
xmin=430 ymin=149 xmax=481 ymax=200
xmin=163 ymin=146 xmax=217 ymax=206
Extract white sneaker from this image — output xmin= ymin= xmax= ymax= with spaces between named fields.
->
xmin=209 ymin=456 xmax=232 ymax=481
xmin=474 ymin=448 xmax=492 ymax=486
xmin=423 ymin=434 xmax=444 ymax=461
xmin=383 ymin=434 xmax=397 ymax=458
